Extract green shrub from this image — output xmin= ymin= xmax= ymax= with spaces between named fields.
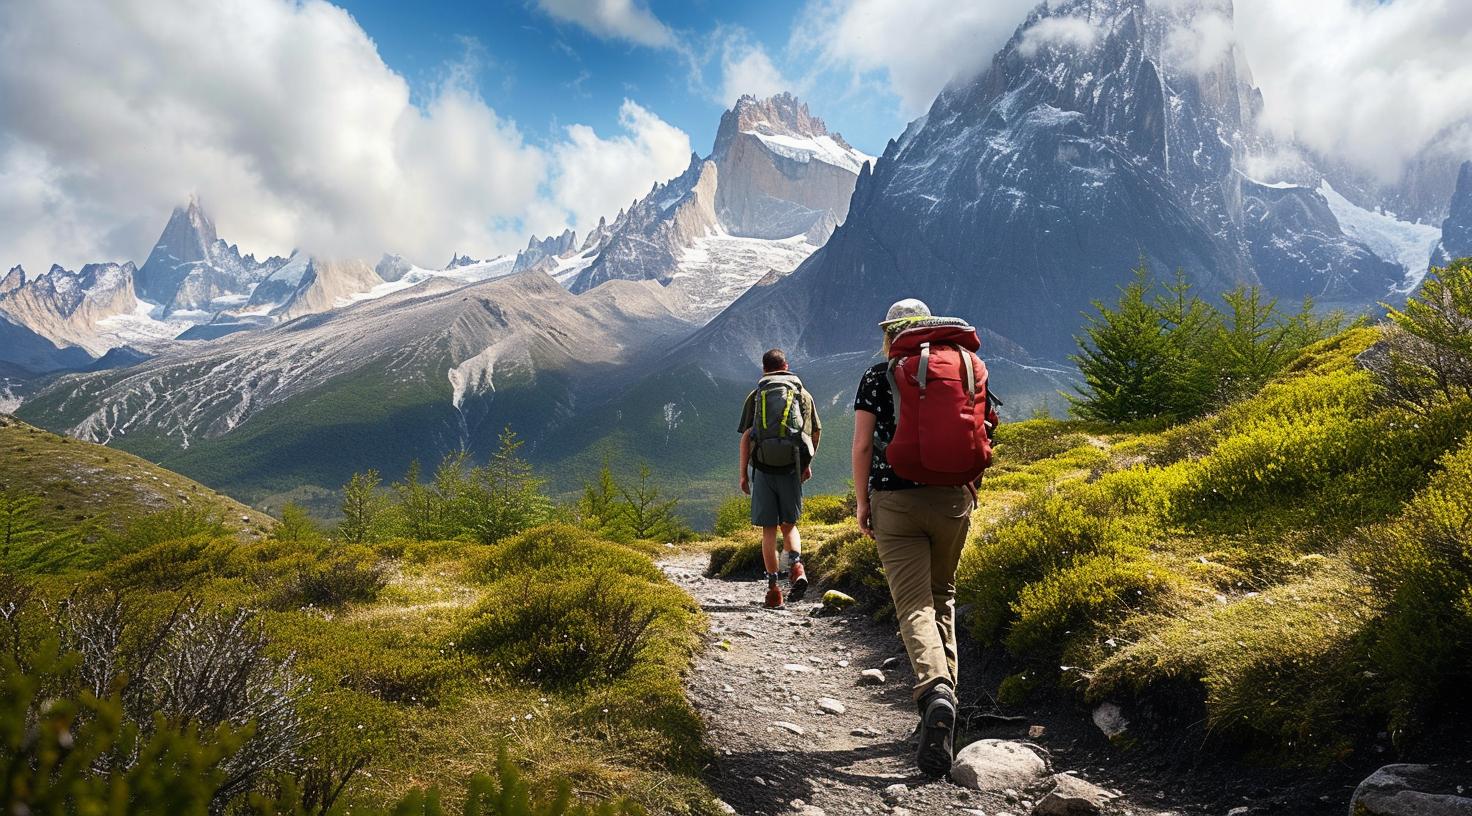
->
xmin=1005 ymin=550 xmax=1179 ymax=660
xmin=958 ymin=493 xmax=1152 ymax=644
xmin=458 ymin=570 xmax=692 ymax=689
xmin=1090 ymin=565 xmax=1375 ymax=759
xmin=803 ymin=494 xmax=848 ymax=524
xmin=803 ymin=526 xmax=885 ymax=594
xmin=705 ymin=535 xmax=762 ymax=578
xmin=102 ymin=535 xmax=238 ymax=590
xmin=1358 ymin=437 xmax=1472 ymax=745
xmin=712 ymin=495 xmax=751 ymax=536
xmin=477 ymin=524 xmax=660 ymax=584
xmin=278 ymin=545 xmax=389 ymax=608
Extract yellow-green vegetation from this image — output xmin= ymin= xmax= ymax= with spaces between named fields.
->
xmin=953 ymin=261 xmax=1472 ymax=762
xmin=0 ymin=414 xmax=272 ymax=548
xmin=2 ymin=426 xmax=717 ymax=814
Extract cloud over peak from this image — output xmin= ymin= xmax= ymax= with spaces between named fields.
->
xmin=0 ymin=0 xmax=692 ymax=273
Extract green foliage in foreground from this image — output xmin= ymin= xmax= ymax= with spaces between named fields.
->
xmin=1 ymin=639 xmax=647 ymax=815
xmin=953 ymin=263 xmax=1472 ymax=762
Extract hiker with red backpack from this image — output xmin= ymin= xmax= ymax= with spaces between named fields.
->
xmin=852 ymin=298 xmax=999 ymax=777
xmin=738 ymin=348 xmax=822 ymax=609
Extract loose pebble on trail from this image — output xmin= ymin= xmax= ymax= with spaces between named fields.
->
xmin=662 ymin=554 xmax=1179 ymax=816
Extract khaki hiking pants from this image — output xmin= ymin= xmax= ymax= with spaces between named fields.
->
xmin=870 ymin=485 xmax=974 ymax=703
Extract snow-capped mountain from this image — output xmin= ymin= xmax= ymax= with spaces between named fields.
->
xmin=18 ymin=270 xmax=692 ymax=501
xmin=135 ymin=199 xmax=287 ymax=315
xmin=0 ymin=262 xmax=188 ymax=357
xmin=691 ymin=0 xmax=1460 ymax=368
xmin=565 ymin=93 xmax=872 ymax=318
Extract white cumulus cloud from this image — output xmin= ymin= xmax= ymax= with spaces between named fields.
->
xmin=717 ymin=31 xmax=796 ymax=106
xmin=534 ymin=0 xmax=675 ymax=49
xmin=1018 ymin=16 xmax=1101 ymax=57
xmin=1234 ymin=0 xmax=1472 ymax=182
xmin=547 ymin=99 xmax=694 ymax=235
xmin=795 ymin=0 xmax=1040 ymax=113
xmin=0 ymin=0 xmax=693 ymax=274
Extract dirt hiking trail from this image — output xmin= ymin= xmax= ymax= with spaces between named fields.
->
xmin=662 ymin=554 xmax=1183 ymax=816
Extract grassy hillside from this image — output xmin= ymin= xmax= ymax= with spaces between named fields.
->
xmin=1 ymin=426 xmax=719 ymax=813
xmin=0 ymin=413 xmax=272 ymax=538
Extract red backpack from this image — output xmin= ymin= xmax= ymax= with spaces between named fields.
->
xmin=882 ymin=320 xmax=999 ymax=486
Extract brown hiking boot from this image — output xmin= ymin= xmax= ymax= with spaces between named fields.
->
xmin=764 ymin=583 xmax=785 ymax=609
xmin=788 ymin=561 xmax=808 ymax=601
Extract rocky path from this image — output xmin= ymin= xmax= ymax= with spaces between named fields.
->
xmin=662 ymin=554 xmax=1175 ymax=816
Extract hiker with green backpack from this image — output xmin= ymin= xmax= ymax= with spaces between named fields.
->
xmin=738 ymin=348 xmax=822 ymax=609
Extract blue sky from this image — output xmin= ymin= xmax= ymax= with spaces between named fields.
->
xmin=2 ymin=0 xmax=1468 ymax=273
xmin=335 ymin=0 xmax=905 ymax=157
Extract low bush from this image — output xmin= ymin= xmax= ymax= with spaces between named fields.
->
xmin=712 ymin=495 xmax=751 ymax=536
xmin=279 ymin=545 xmax=389 ymax=608
xmin=102 ymin=535 xmax=238 ymax=590
xmin=1005 ymin=550 xmax=1179 ymax=661
xmin=959 ymin=493 xmax=1154 ymax=645
xmin=459 ymin=570 xmax=692 ymax=689
xmin=803 ymin=494 xmax=848 ymax=524
xmin=705 ymin=533 xmax=762 ymax=578
xmin=803 ymin=525 xmax=886 ymax=595
xmin=1357 ymin=437 xmax=1472 ymax=746
xmin=1090 ymin=564 xmax=1375 ymax=759
xmin=476 ymin=524 xmax=660 ymax=584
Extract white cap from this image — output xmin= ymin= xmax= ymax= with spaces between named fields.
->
xmin=879 ymin=298 xmax=931 ymax=327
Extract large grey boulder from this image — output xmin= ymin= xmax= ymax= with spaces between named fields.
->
xmin=950 ymin=739 xmax=1048 ymax=792
xmin=1349 ymin=763 xmax=1472 ymax=816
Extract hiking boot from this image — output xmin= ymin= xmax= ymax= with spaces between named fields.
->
xmin=915 ymin=684 xmax=957 ymax=777
xmin=787 ymin=560 xmax=808 ymax=601
xmin=764 ymin=584 xmax=785 ymax=609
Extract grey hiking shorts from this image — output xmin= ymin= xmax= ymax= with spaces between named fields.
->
xmin=750 ymin=468 xmax=803 ymax=526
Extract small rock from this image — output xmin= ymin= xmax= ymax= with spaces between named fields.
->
xmin=837 ymin=659 xmax=851 ymax=668
xmin=1032 ymin=773 xmax=1117 ymax=815
xmin=722 ymin=683 xmax=735 ymax=694
xmin=950 ymin=740 xmax=1047 ymax=793
xmin=850 ymin=726 xmax=880 ymax=737
xmin=783 ymin=663 xmax=811 ymax=673
xmin=1028 ymin=725 xmax=1046 ymax=739
xmin=881 ymin=656 xmax=904 ymax=669
xmin=817 ymin=697 xmax=846 ymax=715
xmin=1349 ymin=763 xmax=1472 ymax=815
xmin=859 ymin=669 xmax=887 ymax=685
xmin=822 ymin=590 xmax=857 ymax=611
xmin=1090 ymin=702 xmax=1128 ymax=739
xmin=1226 ymin=808 xmax=1250 ymax=816
xmin=715 ymin=800 xmax=737 ymax=815
xmin=773 ymin=721 xmax=805 ymax=736
xmin=882 ymin=783 xmax=908 ymax=804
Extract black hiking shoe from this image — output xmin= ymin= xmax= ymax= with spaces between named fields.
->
xmin=915 ymin=685 xmax=957 ymax=777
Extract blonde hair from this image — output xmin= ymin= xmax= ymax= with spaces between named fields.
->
xmin=881 ymin=324 xmax=904 ymax=356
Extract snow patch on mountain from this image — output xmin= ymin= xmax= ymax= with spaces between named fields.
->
xmin=671 ymin=231 xmax=813 ymax=317
xmin=744 ymin=132 xmax=873 ymax=174
xmin=342 ymin=255 xmax=517 ymax=306
xmin=95 ymin=299 xmax=194 ymax=348
xmin=1319 ymin=181 xmax=1441 ymax=292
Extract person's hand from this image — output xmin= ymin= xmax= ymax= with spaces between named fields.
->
xmin=857 ymin=503 xmax=874 ymax=539
xmin=740 ymin=475 xmax=750 ymax=495
xmin=801 ymin=466 xmax=813 ymax=482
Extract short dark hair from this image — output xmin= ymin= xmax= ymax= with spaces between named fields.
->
xmin=762 ymin=348 xmax=788 ymax=372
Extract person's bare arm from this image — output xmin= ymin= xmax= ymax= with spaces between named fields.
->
xmin=852 ymin=410 xmax=876 ymax=538
xmin=738 ymin=432 xmax=751 ymax=494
